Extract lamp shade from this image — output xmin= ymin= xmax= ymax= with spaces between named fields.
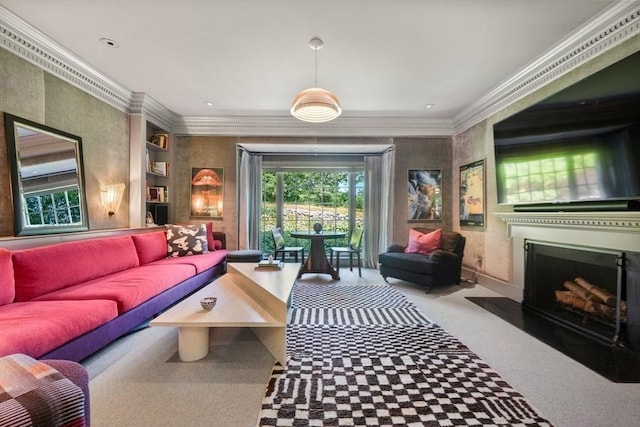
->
xmin=290 ymin=87 xmax=342 ymax=123
xmin=100 ymin=183 xmax=125 ymax=216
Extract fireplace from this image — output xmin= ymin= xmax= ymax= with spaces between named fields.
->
xmin=523 ymin=240 xmax=639 ymax=350
xmin=492 ymin=211 xmax=640 ymax=381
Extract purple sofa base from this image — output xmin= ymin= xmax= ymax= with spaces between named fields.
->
xmin=40 ymin=261 xmax=226 ymax=362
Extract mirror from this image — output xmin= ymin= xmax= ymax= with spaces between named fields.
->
xmin=4 ymin=113 xmax=89 ymax=236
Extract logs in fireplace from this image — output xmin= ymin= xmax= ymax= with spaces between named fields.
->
xmin=524 ymin=240 xmax=639 ymax=350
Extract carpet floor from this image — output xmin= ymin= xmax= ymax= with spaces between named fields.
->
xmin=258 ymin=282 xmax=553 ymax=426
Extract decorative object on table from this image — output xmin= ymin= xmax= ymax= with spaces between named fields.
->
xmin=313 ymin=222 xmax=323 ymax=233
xmin=408 ymin=169 xmax=441 ymax=221
xmin=190 ymin=167 xmax=224 ymax=218
xmin=200 ymin=297 xmax=217 ymax=311
xmin=459 ymin=159 xmax=485 ymax=229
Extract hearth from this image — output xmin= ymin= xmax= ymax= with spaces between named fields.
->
xmin=523 ymin=240 xmax=639 ymax=350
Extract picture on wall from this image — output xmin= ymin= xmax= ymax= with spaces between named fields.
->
xmin=408 ymin=169 xmax=442 ymax=221
xmin=459 ymin=159 xmax=485 ymax=229
xmin=190 ymin=167 xmax=224 ymax=218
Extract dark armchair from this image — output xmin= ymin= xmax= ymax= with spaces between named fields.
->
xmin=378 ymin=228 xmax=466 ymax=293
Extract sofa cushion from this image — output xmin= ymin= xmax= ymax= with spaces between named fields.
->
xmin=0 ymin=299 xmax=119 ymax=358
xmin=378 ymin=252 xmax=437 ymax=275
xmin=13 ymin=236 xmax=140 ymax=302
xmin=405 ymin=228 xmax=442 ymax=256
xmin=166 ymin=224 xmax=208 ymax=257
xmin=0 ymin=248 xmax=14 ymax=305
xmin=33 ymin=263 xmax=197 ymax=313
xmin=150 ymin=250 xmax=227 ymax=274
xmin=131 ymin=231 xmax=168 ymax=265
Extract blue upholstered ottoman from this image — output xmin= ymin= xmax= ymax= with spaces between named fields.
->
xmin=226 ymin=249 xmax=263 ymax=263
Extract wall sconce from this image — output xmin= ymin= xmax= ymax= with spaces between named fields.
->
xmin=100 ymin=183 xmax=125 ymax=216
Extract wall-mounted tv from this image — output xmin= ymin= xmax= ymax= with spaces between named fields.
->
xmin=493 ymin=51 xmax=640 ymax=211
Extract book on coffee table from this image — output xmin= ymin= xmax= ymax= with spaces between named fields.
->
xmin=256 ymin=260 xmax=284 ymax=269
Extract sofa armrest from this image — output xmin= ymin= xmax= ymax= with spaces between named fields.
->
xmin=429 ymin=249 xmax=459 ymax=264
xmin=386 ymin=244 xmax=406 ymax=253
xmin=212 ymin=232 xmax=226 ymax=249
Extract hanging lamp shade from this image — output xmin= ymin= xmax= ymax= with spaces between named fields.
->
xmin=291 ymin=37 xmax=342 ymax=123
xmin=290 ymin=87 xmax=342 ymax=123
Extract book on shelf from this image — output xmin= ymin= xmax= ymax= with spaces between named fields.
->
xmin=150 ymin=133 xmax=169 ymax=150
xmin=256 ymin=260 xmax=284 ymax=269
xmin=146 ymin=186 xmax=168 ymax=202
xmin=150 ymin=161 xmax=168 ymax=176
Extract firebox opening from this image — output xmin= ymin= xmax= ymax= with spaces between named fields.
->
xmin=524 ymin=240 xmax=629 ymax=346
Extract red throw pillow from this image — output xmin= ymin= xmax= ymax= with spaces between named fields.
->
xmin=404 ymin=228 xmax=442 ymax=256
xmin=205 ymin=222 xmax=216 ymax=251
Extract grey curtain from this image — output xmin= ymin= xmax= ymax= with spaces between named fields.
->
xmin=363 ymin=147 xmax=395 ymax=268
xmin=238 ymin=149 xmax=262 ymax=249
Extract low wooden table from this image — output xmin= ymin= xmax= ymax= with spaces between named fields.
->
xmin=150 ymin=262 xmax=298 ymax=364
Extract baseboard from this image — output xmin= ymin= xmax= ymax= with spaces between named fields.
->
xmin=461 ymin=266 xmax=523 ymax=301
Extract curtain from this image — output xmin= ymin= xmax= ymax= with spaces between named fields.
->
xmin=238 ymin=149 xmax=262 ymax=249
xmin=363 ymin=147 xmax=395 ymax=268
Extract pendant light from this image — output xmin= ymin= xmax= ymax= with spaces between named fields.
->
xmin=290 ymin=37 xmax=342 ymax=123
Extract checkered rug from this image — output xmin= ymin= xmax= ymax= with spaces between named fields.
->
xmin=259 ymin=283 xmax=553 ymax=426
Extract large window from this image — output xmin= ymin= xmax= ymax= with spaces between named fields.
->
xmin=261 ymin=170 xmax=364 ymax=255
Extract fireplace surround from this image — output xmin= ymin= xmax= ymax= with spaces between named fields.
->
xmin=493 ymin=211 xmax=640 ymax=381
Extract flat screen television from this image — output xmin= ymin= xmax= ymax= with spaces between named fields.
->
xmin=493 ymin=51 xmax=640 ymax=211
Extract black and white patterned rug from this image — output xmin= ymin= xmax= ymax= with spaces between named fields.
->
xmin=259 ymin=283 xmax=553 ymax=426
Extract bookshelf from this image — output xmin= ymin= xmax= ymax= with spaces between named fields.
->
xmin=130 ymin=114 xmax=174 ymax=227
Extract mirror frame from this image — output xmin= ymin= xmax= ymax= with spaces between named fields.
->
xmin=4 ymin=113 xmax=90 ymax=236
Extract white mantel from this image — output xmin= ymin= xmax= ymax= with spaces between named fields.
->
xmin=494 ymin=211 xmax=640 ymax=298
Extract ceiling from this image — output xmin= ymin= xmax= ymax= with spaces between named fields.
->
xmin=0 ymin=0 xmax=626 ymax=127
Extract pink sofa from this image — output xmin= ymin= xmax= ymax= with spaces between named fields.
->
xmin=0 ymin=229 xmax=227 ymax=362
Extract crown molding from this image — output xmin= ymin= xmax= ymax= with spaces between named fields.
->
xmin=172 ymin=116 xmax=455 ymax=137
xmin=453 ymin=1 xmax=640 ymax=133
xmin=0 ymin=6 xmax=132 ymax=114
xmin=129 ymin=92 xmax=178 ymax=132
xmin=1 ymin=3 xmax=638 ymax=137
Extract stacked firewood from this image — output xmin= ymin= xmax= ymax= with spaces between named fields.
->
xmin=555 ymin=277 xmax=627 ymax=323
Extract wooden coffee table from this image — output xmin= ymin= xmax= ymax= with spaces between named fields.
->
xmin=150 ymin=262 xmax=298 ymax=364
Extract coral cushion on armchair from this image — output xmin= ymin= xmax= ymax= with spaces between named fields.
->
xmin=0 ymin=248 xmax=15 ymax=305
xmin=404 ymin=228 xmax=442 ymax=256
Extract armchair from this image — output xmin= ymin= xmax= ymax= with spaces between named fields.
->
xmin=378 ymin=228 xmax=466 ymax=293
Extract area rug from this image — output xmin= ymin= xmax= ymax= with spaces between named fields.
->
xmin=259 ymin=283 xmax=553 ymax=426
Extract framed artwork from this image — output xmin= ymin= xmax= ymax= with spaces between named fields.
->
xmin=190 ymin=167 xmax=224 ymax=218
xmin=408 ymin=169 xmax=442 ymax=221
xmin=459 ymin=159 xmax=485 ymax=229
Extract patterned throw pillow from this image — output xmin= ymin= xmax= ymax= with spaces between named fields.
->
xmin=404 ymin=228 xmax=442 ymax=256
xmin=166 ymin=224 xmax=209 ymax=257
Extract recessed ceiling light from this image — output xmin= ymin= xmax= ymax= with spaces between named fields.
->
xmin=424 ymin=104 xmax=435 ymax=109
xmin=205 ymin=101 xmax=214 ymax=106
xmin=99 ymin=38 xmax=119 ymax=48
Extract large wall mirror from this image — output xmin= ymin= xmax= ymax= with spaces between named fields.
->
xmin=4 ymin=113 xmax=89 ymax=236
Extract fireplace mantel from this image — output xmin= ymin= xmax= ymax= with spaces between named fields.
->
xmin=493 ymin=211 xmax=640 ymax=298
xmin=494 ymin=211 xmax=640 ymax=237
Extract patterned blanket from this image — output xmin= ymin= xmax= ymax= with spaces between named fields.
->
xmin=0 ymin=354 xmax=86 ymax=427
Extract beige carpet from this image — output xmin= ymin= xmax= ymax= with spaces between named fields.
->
xmin=84 ymin=268 xmax=640 ymax=427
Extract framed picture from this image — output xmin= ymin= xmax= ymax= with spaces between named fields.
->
xmin=408 ymin=169 xmax=442 ymax=221
xmin=190 ymin=167 xmax=224 ymax=218
xmin=459 ymin=159 xmax=485 ymax=229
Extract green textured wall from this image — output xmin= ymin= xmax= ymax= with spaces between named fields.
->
xmin=0 ymin=49 xmax=129 ymax=237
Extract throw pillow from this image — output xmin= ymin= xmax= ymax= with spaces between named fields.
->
xmin=205 ymin=222 xmax=216 ymax=251
xmin=166 ymin=224 xmax=209 ymax=257
xmin=404 ymin=228 xmax=442 ymax=256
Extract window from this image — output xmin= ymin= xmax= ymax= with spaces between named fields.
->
xmin=24 ymin=187 xmax=82 ymax=226
xmin=261 ymin=170 xmax=364 ymax=255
